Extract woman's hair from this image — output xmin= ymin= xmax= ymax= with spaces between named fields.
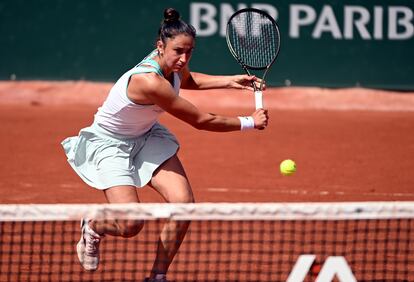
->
xmin=158 ymin=8 xmax=196 ymax=44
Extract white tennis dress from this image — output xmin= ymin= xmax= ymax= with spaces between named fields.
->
xmin=61 ymin=50 xmax=180 ymax=189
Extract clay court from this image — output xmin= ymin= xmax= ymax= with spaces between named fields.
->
xmin=1 ymin=82 xmax=414 ymax=281
xmin=1 ymin=81 xmax=413 ymax=204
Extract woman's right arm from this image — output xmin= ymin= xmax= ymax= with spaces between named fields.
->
xmin=128 ymin=73 xmax=268 ymax=132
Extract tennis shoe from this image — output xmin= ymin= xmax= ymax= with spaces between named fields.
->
xmin=77 ymin=219 xmax=102 ymax=271
xmin=143 ymin=277 xmax=170 ymax=282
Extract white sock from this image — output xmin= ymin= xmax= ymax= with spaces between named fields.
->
xmin=85 ymin=221 xmax=101 ymax=238
xmin=154 ymin=274 xmax=166 ymax=280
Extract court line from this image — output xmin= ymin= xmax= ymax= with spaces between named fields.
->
xmin=206 ymin=187 xmax=414 ymax=198
xmin=3 ymin=183 xmax=412 ymax=198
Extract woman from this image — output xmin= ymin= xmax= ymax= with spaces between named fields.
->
xmin=62 ymin=8 xmax=268 ymax=282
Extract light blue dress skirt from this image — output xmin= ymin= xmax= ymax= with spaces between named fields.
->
xmin=61 ymin=122 xmax=179 ymax=190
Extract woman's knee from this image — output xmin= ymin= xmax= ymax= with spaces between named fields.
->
xmin=117 ymin=219 xmax=144 ymax=238
xmin=183 ymin=192 xmax=195 ymax=203
xmin=169 ymin=179 xmax=195 ymax=204
xmin=171 ymin=187 xmax=195 ymax=203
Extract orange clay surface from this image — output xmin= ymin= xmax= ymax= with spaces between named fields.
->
xmin=0 ymin=81 xmax=414 ymax=204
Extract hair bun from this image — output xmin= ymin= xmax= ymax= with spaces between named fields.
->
xmin=164 ymin=8 xmax=180 ymax=24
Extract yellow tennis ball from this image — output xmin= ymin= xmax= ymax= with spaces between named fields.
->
xmin=280 ymin=159 xmax=296 ymax=176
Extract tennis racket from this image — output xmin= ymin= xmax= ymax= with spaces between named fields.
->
xmin=226 ymin=8 xmax=280 ymax=110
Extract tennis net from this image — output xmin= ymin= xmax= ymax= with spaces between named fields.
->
xmin=0 ymin=202 xmax=413 ymax=282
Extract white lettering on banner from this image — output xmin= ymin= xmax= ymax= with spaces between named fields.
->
xmin=344 ymin=6 xmax=371 ymax=39
xmin=312 ymin=6 xmax=341 ymax=39
xmin=192 ymin=3 xmax=278 ymax=37
xmin=219 ymin=4 xmax=248 ymax=36
xmin=286 ymin=254 xmax=357 ymax=282
xmin=289 ymin=4 xmax=414 ymax=40
xmin=190 ymin=3 xmax=217 ymax=36
xmin=190 ymin=2 xmax=414 ymax=40
xmin=290 ymin=5 xmax=317 ymax=37
xmin=374 ymin=6 xmax=383 ymax=39
xmin=389 ymin=6 xmax=414 ymax=39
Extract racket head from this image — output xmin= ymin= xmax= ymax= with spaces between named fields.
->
xmin=226 ymin=8 xmax=280 ymax=70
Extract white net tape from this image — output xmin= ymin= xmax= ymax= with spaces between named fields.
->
xmin=0 ymin=202 xmax=413 ymax=221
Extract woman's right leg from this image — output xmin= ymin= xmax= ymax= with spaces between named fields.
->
xmin=78 ymin=185 xmax=144 ymax=271
xmin=90 ymin=185 xmax=144 ymax=237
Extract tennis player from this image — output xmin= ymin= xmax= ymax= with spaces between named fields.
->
xmin=62 ymin=8 xmax=268 ymax=282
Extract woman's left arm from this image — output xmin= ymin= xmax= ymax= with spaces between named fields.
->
xmin=180 ymin=67 xmax=263 ymax=91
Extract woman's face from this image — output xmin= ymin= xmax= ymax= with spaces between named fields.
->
xmin=157 ymin=34 xmax=195 ymax=73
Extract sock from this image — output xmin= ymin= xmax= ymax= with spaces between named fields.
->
xmin=154 ymin=273 xmax=166 ymax=280
xmin=85 ymin=221 xmax=102 ymax=238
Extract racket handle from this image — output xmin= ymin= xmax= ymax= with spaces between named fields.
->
xmin=254 ymin=91 xmax=263 ymax=110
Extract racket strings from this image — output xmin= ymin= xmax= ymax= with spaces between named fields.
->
xmin=228 ymin=12 xmax=279 ymax=69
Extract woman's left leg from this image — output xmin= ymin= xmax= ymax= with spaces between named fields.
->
xmin=147 ymin=154 xmax=195 ymax=279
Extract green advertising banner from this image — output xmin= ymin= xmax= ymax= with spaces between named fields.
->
xmin=1 ymin=0 xmax=413 ymax=89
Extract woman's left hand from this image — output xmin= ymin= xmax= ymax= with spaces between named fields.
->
xmin=228 ymin=74 xmax=265 ymax=91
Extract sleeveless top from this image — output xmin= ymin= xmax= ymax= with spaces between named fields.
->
xmin=94 ymin=50 xmax=181 ymax=137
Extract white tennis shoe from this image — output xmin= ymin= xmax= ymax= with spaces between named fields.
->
xmin=76 ymin=219 xmax=102 ymax=271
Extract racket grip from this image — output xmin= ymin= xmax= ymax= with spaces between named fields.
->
xmin=254 ymin=91 xmax=263 ymax=110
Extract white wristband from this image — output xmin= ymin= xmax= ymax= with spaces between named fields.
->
xmin=238 ymin=116 xmax=255 ymax=131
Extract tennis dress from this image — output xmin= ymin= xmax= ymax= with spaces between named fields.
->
xmin=61 ymin=50 xmax=180 ymax=190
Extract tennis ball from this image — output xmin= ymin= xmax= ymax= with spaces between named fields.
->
xmin=280 ymin=159 xmax=296 ymax=176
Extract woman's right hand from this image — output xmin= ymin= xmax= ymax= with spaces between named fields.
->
xmin=252 ymin=109 xmax=269 ymax=130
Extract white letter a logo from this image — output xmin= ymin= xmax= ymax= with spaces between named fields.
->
xmin=287 ymin=254 xmax=357 ymax=282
